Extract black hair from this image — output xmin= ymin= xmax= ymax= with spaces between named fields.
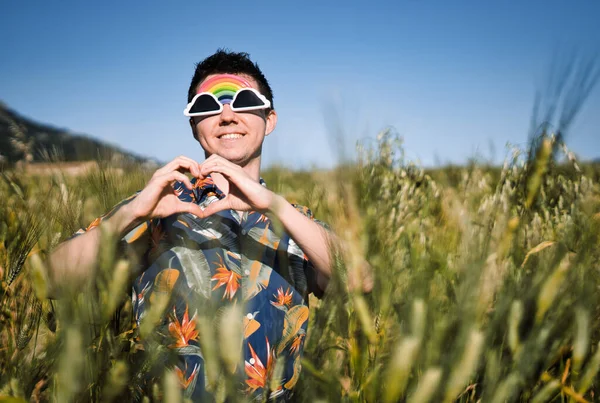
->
xmin=187 ymin=49 xmax=274 ymax=110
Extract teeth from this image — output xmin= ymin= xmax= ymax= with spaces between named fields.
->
xmin=220 ymin=133 xmax=243 ymax=139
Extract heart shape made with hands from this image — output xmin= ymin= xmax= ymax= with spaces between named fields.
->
xmin=195 ymin=155 xmax=275 ymax=218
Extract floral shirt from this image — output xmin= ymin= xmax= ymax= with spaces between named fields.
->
xmin=77 ymin=176 xmax=324 ymax=401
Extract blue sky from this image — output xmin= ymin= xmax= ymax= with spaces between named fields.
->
xmin=1 ymin=1 xmax=599 ymax=168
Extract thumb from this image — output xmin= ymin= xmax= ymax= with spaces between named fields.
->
xmin=178 ymin=201 xmax=207 ymax=218
xmin=200 ymin=197 xmax=230 ymax=218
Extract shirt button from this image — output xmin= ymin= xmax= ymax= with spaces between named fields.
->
xmin=249 ymin=358 xmax=255 ymax=365
xmin=246 ymin=313 xmax=253 ymax=319
xmin=244 ymin=269 xmax=250 ymax=276
xmin=241 ymin=228 xmax=247 ymax=235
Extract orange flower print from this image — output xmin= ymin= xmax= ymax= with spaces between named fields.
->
xmin=127 ymin=221 xmax=149 ymax=244
xmin=86 ymin=217 xmax=102 ymax=231
xmin=193 ymin=177 xmax=214 ymax=190
xmin=211 ymin=255 xmax=241 ymax=299
xmin=174 ymin=363 xmax=200 ymax=389
xmin=289 ymin=333 xmax=305 ymax=355
xmin=271 ymin=287 xmax=293 ymax=308
xmin=258 ymin=223 xmax=280 ymax=250
xmin=173 ymin=183 xmax=185 ymax=197
xmin=245 ymin=338 xmax=277 ymax=394
xmin=168 ymin=306 xmax=199 ymax=348
xmin=243 ymin=311 xmax=261 ymax=339
xmin=137 ymin=281 xmax=151 ymax=305
xmin=277 ymin=305 xmax=309 ymax=355
xmin=254 ymin=212 xmax=268 ymax=224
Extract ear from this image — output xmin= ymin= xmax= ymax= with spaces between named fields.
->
xmin=189 ymin=118 xmax=198 ymax=141
xmin=264 ymin=109 xmax=278 ymax=137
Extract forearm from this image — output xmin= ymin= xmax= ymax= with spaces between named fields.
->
xmin=47 ymin=203 xmax=141 ymax=297
xmin=267 ymin=195 xmax=334 ymax=279
xmin=267 ymin=195 xmax=374 ymax=293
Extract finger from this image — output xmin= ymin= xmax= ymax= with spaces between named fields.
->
xmin=171 ymin=162 xmax=202 ymax=178
xmin=202 ymin=154 xmax=223 ymax=164
xmin=155 ymin=156 xmax=202 ymax=178
xmin=177 ymin=201 xmax=208 ymax=218
xmin=200 ymin=154 xmax=238 ymax=171
xmin=175 ymin=155 xmax=203 ymax=178
xmin=200 ymin=163 xmax=245 ymax=187
xmin=200 ymin=161 xmax=236 ymax=179
xmin=154 ymin=156 xmax=187 ymax=176
xmin=199 ymin=198 xmax=230 ymax=217
xmin=177 ymin=157 xmax=203 ymax=179
xmin=158 ymin=171 xmax=193 ymax=190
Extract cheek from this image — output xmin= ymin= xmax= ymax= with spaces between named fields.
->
xmin=195 ymin=119 xmax=216 ymax=138
xmin=243 ymin=115 xmax=267 ymax=132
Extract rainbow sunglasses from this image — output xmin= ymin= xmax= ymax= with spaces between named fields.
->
xmin=183 ymin=74 xmax=271 ymax=117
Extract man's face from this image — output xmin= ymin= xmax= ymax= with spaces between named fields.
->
xmin=190 ymin=74 xmax=277 ymax=167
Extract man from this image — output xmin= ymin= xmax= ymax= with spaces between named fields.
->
xmin=48 ymin=50 xmax=332 ymax=400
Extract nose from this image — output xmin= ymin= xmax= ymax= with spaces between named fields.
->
xmin=218 ymin=103 xmax=237 ymax=124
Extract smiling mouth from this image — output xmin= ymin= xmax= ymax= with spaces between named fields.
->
xmin=218 ymin=133 xmax=244 ymax=140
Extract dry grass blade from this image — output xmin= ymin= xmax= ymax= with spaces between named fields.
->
xmin=383 ymin=336 xmax=420 ymax=403
xmin=536 ymin=253 xmax=571 ymax=323
xmin=577 ymin=342 xmax=600 ymax=395
xmin=521 ymin=241 xmax=556 ymax=268
xmin=573 ymin=308 xmax=590 ymax=374
xmin=407 ymin=368 xmax=442 ymax=403
xmin=443 ymin=330 xmax=484 ymax=403
xmin=531 ymin=379 xmax=561 ymax=403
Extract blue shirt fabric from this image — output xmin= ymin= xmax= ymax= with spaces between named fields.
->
xmin=77 ymin=176 xmax=324 ymax=401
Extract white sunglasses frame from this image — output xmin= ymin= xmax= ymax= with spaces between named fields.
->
xmin=183 ymin=88 xmax=271 ymax=117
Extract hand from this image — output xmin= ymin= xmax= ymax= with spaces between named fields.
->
xmin=197 ymin=155 xmax=275 ymax=217
xmin=127 ymin=156 xmax=205 ymax=222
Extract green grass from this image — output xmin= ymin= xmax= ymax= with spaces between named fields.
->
xmin=1 ymin=128 xmax=600 ymax=402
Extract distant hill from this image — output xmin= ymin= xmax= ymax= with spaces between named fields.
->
xmin=0 ymin=101 xmax=154 ymax=165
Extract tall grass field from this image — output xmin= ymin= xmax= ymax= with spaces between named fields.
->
xmin=1 ymin=69 xmax=600 ymax=401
